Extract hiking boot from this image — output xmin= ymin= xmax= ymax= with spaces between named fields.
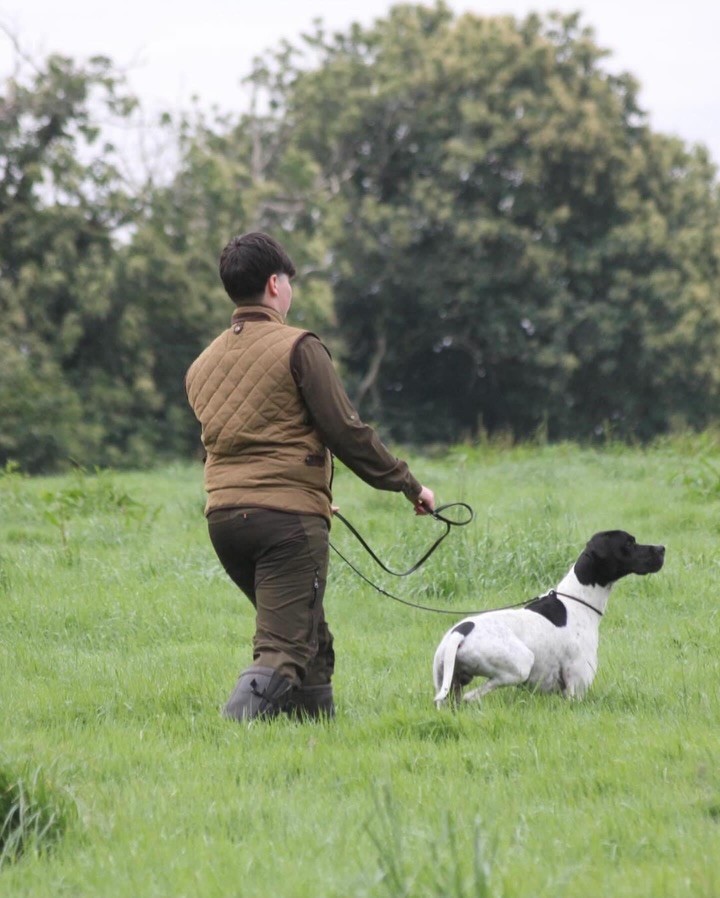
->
xmin=222 ymin=666 xmax=294 ymax=721
xmin=285 ymin=683 xmax=335 ymax=720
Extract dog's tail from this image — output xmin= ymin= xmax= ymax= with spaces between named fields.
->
xmin=433 ymin=627 xmax=469 ymax=707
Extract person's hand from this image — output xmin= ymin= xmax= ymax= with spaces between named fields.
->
xmin=412 ymin=485 xmax=435 ymax=516
xmin=331 ymin=505 xmax=340 ymax=515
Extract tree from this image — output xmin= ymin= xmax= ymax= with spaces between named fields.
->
xmin=0 ymin=48 xmax=140 ymax=470
xmin=4 ymin=7 xmax=720 ymax=471
xmin=278 ymin=4 xmax=720 ymax=442
xmin=0 ymin=39 xmax=337 ymax=470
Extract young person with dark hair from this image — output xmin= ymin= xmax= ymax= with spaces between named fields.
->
xmin=186 ymin=232 xmax=435 ymax=721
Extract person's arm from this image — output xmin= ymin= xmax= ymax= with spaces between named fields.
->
xmin=291 ymin=335 xmax=434 ymax=512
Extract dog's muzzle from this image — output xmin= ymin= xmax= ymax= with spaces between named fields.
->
xmin=637 ymin=544 xmax=665 ymax=574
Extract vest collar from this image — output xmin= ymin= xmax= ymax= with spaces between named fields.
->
xmin=231 ymin=304 xmax=285 ymax=325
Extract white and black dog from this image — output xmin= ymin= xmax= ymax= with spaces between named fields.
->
xmin=433 ymin=530 xmax=665 ymax=707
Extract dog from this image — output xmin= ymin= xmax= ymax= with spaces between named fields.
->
xmin=433 ymin=530 xmax=665 ymax=707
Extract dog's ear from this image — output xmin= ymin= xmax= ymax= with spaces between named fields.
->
xmin=575 ymin=549 xmax=623 ymax=586
xmin=574 ymin=550 xmax=601 ymax=586
xmin=575 ymin=532 xmax=635 ymax=586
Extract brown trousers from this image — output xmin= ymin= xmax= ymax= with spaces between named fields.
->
xmin=207 ymin=507 xmax=334 ymax=687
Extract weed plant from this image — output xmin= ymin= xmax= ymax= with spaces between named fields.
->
xmin=1 ymin=441 xmax=719 ymax=897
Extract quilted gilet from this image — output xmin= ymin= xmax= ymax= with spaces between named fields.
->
xmin=185 ymin=308 xmax=332 ymax=520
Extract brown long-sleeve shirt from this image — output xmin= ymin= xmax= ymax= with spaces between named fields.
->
xmin=291 ymin=334 xmax=422 ymax=502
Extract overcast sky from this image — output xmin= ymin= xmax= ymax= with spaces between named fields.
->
xmin=1 ymin=0 xmax=719 ymax=167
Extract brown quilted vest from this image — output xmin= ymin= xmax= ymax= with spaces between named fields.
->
xmin=185 ymin=306 xmax=332 ymax=520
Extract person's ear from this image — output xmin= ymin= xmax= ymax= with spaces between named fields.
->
xmin=267 ymin=273 xmax=279 ymax=297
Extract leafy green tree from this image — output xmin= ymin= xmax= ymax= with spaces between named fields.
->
xmin=4 ymin=7 xmax=720 ymax=471
xmin=0 ymin=51 xmax=139 ymax=470
xmin=0 ymin=42 xmax=337 ymax=470
xmin=279 ymin=4 xmax=720 ymax=442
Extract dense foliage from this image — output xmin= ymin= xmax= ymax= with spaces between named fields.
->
xmin=0 ymin=54 xmax=140 ymax=470
xmin=284 ymin=6 xmax=720 ymax=442
xmin=1 ymin=4 xmax=719 ymax=471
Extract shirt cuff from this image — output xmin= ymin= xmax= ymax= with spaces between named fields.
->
xmin=402 ymin=479 xmax=423 ymax=502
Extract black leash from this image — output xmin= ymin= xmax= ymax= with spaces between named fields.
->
xmin=333 ymin=502 xmax=474 ymax=577
xmin=554 ymin=590 xmax=603 ymax=616
xmin=331 ymin=504 xmax=598 ymax=618
xmin=331 ymin=501 xmax=516 ymax=615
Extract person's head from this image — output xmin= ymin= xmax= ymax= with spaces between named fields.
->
xmin=219 ymin=232 xmax=296 ymax=306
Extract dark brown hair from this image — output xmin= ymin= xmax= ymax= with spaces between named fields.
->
xmin=219 ymin=232 xmax=296 ymax=303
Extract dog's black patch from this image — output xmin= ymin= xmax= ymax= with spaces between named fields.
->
xmin=525 ymin=592 xmax=567 ymax=627
xmin=452 ymin=620 xmax=475 ymax=637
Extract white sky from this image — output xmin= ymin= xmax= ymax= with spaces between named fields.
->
xmin=1 ymin=0 xmax=719 ymax=168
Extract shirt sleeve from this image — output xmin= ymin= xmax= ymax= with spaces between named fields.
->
xmin=291 ymin=334 xmax=422 ymax=501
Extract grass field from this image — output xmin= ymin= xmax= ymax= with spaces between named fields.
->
xmin=1 ymin=437 xmax=719 ymax=897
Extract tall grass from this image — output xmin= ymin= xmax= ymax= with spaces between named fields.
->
xmin=0 ymin=762 xmax=77 ymax=868
xmin=1 ymin=438 xmax=719 ymax=897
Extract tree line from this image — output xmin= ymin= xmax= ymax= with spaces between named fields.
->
xmin=2 ymin=4 xmax=719 ymax=473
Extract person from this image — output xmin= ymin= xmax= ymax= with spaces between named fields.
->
xmin=185 ymin=231 xmax=435 ymax=722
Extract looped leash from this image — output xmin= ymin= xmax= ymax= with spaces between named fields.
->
xmin=331 ymin=502 xmax=490 ymax=615
xmin=331 ymin=509 xmax=601 ymax=619
xmin=332 ymin=502 xmax=474 ymax=577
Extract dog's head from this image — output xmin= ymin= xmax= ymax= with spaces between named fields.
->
xmin=574 ymin=530 xmax=665 ymax=587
